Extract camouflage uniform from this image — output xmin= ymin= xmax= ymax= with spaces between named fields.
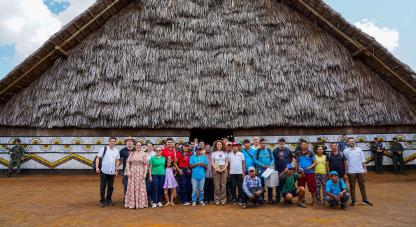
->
xmin=8 ymin=145 xmax=25 ymax=177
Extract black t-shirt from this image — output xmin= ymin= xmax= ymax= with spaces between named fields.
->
xmin=119 ymin=147 xmax=134 ymax=173
xmin=328 ymin=152 xmax=346 ymax=176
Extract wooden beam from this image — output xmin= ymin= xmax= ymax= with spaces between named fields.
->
xmin=295 ymin=0 xmax=416 ymax=101
xmin=352 ymin=47 xmax=367 ymax=58
xmin=54 ymin=46 xmax=68 ymax=59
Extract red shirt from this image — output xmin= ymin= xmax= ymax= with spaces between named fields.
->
xmin=161 ymin=147 xmax=178 ymax=162
xmin=177 ymin=152 xmax=191 ymax=169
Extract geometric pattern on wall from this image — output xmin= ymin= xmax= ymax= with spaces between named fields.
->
xmin=1 ymin=134 xmax=415 ymax=169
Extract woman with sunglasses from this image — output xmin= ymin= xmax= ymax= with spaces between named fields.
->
xmin=149 ymin=147 xmax=166 ymax=208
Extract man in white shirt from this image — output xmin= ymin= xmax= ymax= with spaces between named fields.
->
xmin=344 ymin=137 xmax=373 ymax=207
xmin=228 ymin=142 xmax=246 ymax=205
xmin=251 ymin=136 xmax=260 ymax=150
xmin=95 ymin=137 xmax=120 ymax=207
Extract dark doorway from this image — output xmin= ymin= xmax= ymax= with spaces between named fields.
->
xmin=190 ymin=128 xmax=234 ymax=146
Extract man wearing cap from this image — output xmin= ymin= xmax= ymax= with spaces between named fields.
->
xmin=228 ymin=142 xmax=246 ymax=205
xmin=254 ymin=138 xmax=275 ymax=204
xmin=241 ymin=167 xmax=263 ymax=208
xmin=325 ymin=171 xmax=350 ymax=209
xmin=7 ymin=138 xmax=25 ymax=177
xmin=177 ymin=143 xmax=192 ymax=205
xmin=390 ymin=137 xmax=405 ymax=175
xmin=279 ymin=164 xmax=306 ymax=208
xmin=242 ymin=139 xmax=256 ymax=174
xmin=273 ymin=138 xmax=293 ymax=204
xmin=119 ymin=137 xmax=136 ymax=200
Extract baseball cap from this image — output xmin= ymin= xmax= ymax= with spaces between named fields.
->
xmin=330 ymin=171 xmax=338 ymax=176
xmin=248 ymin=166 xmax=256 ymax=172
xmin=232 ymin=142 xmax=239 ymax=147
xmin=287 ymin=164 xmax=294 ymax=169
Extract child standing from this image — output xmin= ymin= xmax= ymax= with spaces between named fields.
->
xmin=314 ymin=146 xmax=328 ymax=205
xmin=190 ymin=146 xmax=209 ymax=206
xmin=163 ymin=158 xmax=178 ymax=206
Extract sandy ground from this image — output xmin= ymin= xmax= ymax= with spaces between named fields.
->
xmin=0 ymin=171 xmax=415 ymax=227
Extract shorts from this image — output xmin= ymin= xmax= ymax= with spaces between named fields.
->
xmin=282 ymin=190 xmax=299 ymax=198
xmin=298 ymin=173 xmax=317 ymax=192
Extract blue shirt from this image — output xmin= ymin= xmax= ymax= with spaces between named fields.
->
xmin=242 ymin=147 xmax=257 ymax=172
xmin=326 ymin=179 xmax=347 ymax=195
xmin=338 ymin=141 xmax=348 ymax=153
xmin=254 ymin=148 xmax=274 ymax=175
xmin=190 ymin=155 xmax=209 ymax=180
xmin=273 ymin=147 xmax=292 ymax=172
xmin=296 ymin=150 xmax=316 ymax=174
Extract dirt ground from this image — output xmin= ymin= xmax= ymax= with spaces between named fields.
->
xmin=0 ymin=171 xmax=415 ymax=227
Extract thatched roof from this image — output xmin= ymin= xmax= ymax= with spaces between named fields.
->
xmin=0 ymin=0 xmax=416 ymax=129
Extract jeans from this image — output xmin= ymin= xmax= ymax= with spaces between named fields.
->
xmin=146 ymin=175 xmax=152 ymax=203
xmin=347 ymin=173 xmax=368 ymax=202
xmin=192 ymin=178 xmax=205 ymax=202
xmin=260 ymin=177 xmax=273 ymax=202
xmin=151 ymin=175 xmax=165 ymax=203
xmin=324 ymin=193 xmax=350 ymax=206
xmin=204 ymin=178 xmax=214 ymax=202
xmin=241 ymin=187 xmax=264 ymax=205
xmin=230 ymin=174 xmax=243 ymax=202
xmin=178 ymin=172 xmax=192 ymax=203
xmin=393 ymin=154 xmax=405 ymax=173
xmin=100 ymin=172 xmax=115 ymax=203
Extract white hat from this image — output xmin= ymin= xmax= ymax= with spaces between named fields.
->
xmin=248 ymin=166 xmax=256 ymax=172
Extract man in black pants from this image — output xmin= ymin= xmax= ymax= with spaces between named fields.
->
xmin=370 ymin=137 xmax=385 ymax=174
xmin=119 ymin=137 xmax=136 ymax=202
xmin=95 ymin=137 xmax=120 ymax=207
xmin=228 ymin=142 xmax=246 ymax=205
xmin=391 ymin=137 xmax=406 ymax=175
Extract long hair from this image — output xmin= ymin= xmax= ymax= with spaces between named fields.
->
xmin=212 ymin=140 xmax=225 ymax=152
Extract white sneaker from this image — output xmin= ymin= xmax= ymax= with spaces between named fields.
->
xmin=200 ymin=202 xmax=206 ymax=206
xmin=183 ymin=202 xmax=191 ymax=206
xmin=157 ymin=202 xmax=163 ymax=207
xmin=192 ymin=202 xmax=196 ymax=207
xmin=152 ymin=203 xmax=157 ymax=208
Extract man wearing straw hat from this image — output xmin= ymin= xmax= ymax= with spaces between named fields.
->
xmin=119 ymin=137 xmax=136 ymax=201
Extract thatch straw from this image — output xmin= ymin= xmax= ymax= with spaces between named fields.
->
xmin=0 ymin=0 xmax=415 ymax=129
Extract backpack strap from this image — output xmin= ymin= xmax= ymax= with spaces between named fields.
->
xmin=244 ymin=148 xmax=254 ymax=160
xmin=103 ymin=146 xmax=107 ymax=158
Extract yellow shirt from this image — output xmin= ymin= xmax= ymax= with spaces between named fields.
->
xmin=314 ymin=154 xmax=327 ymax=174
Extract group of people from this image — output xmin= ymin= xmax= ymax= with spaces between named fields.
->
xmin=94 ymin=134 xmax=409 ymax=209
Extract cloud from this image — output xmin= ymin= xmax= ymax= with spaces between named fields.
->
xmin=354 ymin=19 xmax=400 ymax=52
xmin=0 ymin=0 xmax=94 ymax=68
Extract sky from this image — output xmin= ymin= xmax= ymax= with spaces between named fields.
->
xmin=0 ymin=0 xmax=415 ymax=78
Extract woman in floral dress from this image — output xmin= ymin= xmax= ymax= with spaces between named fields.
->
xmin=125 ymin=141 xmax=149 ymax=209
